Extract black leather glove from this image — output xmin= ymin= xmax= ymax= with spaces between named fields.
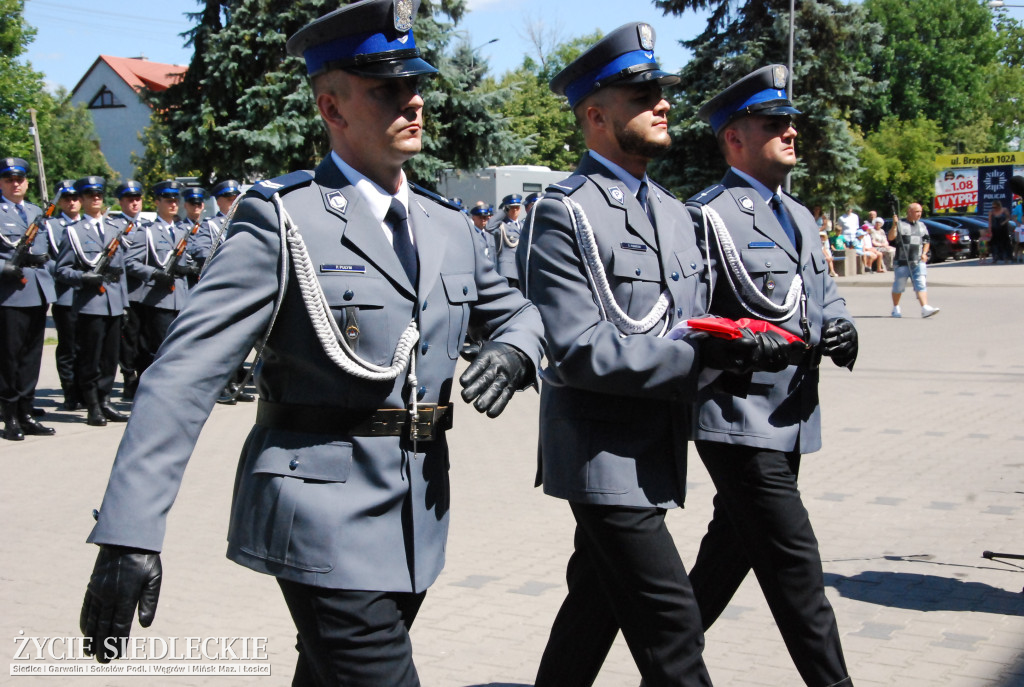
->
xmin=699 ymin=329 xmax=795 ymax=375
xmin=25 ymin=253 xmax=50 ymax=266
xmin=150 ymin=270 xmax=174 ymax=288
xmin=80 ymin=272 xmax=105 ymax=288
xmin=103 ymin=270 xmax=121 ymax=283
xmin=1 ymin=262 xmax=24 ymax=281
xmin=822 ymin=317 xmax=858 ymax=370
xmin=81 ymin=545 xmax=162 ymax=663
xmin=172 ymin=262 xmax=200 ymax=278
xmin=459 ymin=341 xmax=532 ymax=418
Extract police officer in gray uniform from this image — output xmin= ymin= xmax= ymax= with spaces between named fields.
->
xmin=55 ymin=176 xmax=131 ymax=427
xmin=519 ymin=25 xmax=792 ymax=687
xmin=108 ymin=180 xmax=148 ymax=400
xmin=125 ymin=180 xmax=198 ymax=377
xmin=1 ymin=157 xmax=56 ymax=439
xmin=45 ymin=179 xmax=84 ymax=410
xmin=79 ymin=2 xmax=543 ymax=685
xmin=686 ymin=65 xmax=858 ymax=687
xmin=490 ymin=193 xmax=523 ymax=287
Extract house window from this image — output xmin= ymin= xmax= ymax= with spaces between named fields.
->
xmin=88 ymin=86 xmax=124 ymax=109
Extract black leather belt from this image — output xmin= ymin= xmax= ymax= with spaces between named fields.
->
xmin=256 ymin=400 xmax=453 ymax=441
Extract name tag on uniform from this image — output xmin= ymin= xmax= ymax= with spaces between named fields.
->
xmin=320 ymin=264 xmax=365 ymax=274
xmin=748 ymin=241 xmax=776 ymax=249
xmin=619 ymin=242 xmax=647 ymax=252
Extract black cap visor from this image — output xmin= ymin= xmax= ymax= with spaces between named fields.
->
xmin=327 ymin=53 xmax=438 ymax=79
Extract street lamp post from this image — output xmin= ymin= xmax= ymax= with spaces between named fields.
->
xmin=989 ymin=1 xmax=1024 ymax=7
xmin=786 ymin=0 xmax=795 ymax=193
xmin=470 ymin=38 xmax=499 ymax=72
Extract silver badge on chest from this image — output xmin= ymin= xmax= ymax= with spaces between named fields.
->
xmin=326 ymin=191 xmax=348 ymax=214
xmin=609 ymin=187 xmax=624 ymax=204
xmin=739 ymin=195 xmax=754 ymax=212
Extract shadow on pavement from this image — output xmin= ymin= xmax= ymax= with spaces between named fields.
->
xmin=824 ymin=570 xmax=1024 ymax=616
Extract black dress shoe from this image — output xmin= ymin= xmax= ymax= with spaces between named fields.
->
xmin=2 ymin=420 xmax=25 ymax=441
xmin=100 ymin=404 xmax=129 ymax=422
xmin=19 ymin=416 xmax=56 ymax=436
xmin=235 ymin=391 xmax=255 ymax=402
xmin=62 ymin=400 xmax=82 ymax=411
xmin=87 ymin=405 xmax=107 ymax=427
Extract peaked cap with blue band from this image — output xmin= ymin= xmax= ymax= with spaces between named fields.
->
xmin=183 ymin=186 xmax=207 ymax=201
xmin=115 ymin=180 xmax=144 ymax=197
xmin=212 ymin=179 xmax=241 ymax=197
xmin=549 ymin=22 xmax=679 ymax=108
xmin=74 ymin=176 xmax=106 ymax=193
xmin=56 ymin=179 xmax=77 ymax=196
xmin=286 ymin=0 xmax=438 ymax=79
xmin=698 ymin=64 xmax=801 ymax=135
xmin=152 ymin=180 xmax=182 ymax=197
xmin=1 ymin=157 xmax=30 ymax=177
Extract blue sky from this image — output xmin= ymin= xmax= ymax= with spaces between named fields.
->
xmin=23 ymin=0 xmax=711 ymax=92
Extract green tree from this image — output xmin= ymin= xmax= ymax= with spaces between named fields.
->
xmin=0 ymin=0 xmax=46 ymax=162
xmin=858 ymin=115 xmax=944 ymax=211
xmin=149 ymin=0 xmax=527 ymax=189
xmin=863 ymin=0 xmax=999 ymax=135
xmin=985 ymin=12 xmax=1024 ymax=150
xmin=652 ymin=0 xmax=882 ymax=211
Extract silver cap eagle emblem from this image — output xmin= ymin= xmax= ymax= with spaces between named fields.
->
xmin=394 ymin=0 xmax=414 ymax=32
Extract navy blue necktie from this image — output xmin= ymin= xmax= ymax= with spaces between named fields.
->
xmin=16 ymin=204 xmax=27 ymax=225
xmin=771 ymin=193 xmax=799 ymax=251
xmin=386 ymin=198 xmax=418 ymax=287
xmin=637 ymin=181 xmax=655 ymax=227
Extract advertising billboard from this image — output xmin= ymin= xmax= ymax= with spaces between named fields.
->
xmin=934 ymin=152 xmax=1024 ymax=214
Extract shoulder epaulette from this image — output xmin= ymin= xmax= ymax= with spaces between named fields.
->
xmin=246 ymin=170 xmax=315 ymax=200
xmin=687 ymin=184 xmax=726 ymax=205
xmin=649 ymin=179 xmax=677 ymax=200
xmin=409 ymin=182 xmax=462 ymax=212
xmin=545 ymin=175 xmax=586 ymax=197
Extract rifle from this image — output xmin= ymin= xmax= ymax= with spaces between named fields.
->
xmin=157 ymin=219 xmax=202 ymax=291
xmin=885 ymin=190 xmax=911 ymax=267
xmin=84 ymin=219 xmax=135 ymax=294
xmin=6 ymin=195 xmax=60 ymax=284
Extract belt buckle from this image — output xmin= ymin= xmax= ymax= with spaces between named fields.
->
xmin=409 ymin=405 xmax=438 ymax=442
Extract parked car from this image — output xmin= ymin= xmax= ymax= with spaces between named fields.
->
xmin=882 ymin=218 xmax=971 ymax=263
xmin=927 ymin=214 xmax=988 ymax=257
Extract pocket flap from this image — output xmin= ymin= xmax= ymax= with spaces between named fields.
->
xmin=675 ymin=246 xmax=704 ymax=278
xmin=741 ymin=248 xmax=789 ymax=273
xmin=252 ymin=433 xmax=353 ymax=482
xmin=611 ymin=247 xmax=661 ymax=282
xmin=441 ymin=271 xmax=477 ymax=303
xmin=319 ymin=275 xmax=385 ymax=308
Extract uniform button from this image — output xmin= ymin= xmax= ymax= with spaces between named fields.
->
xmin=462 ymin=286 xmax=469 ymax=295
xmin=635 ymin=268 xmax=642 ymax=276
xmin=765 ymin=261 xmax=772 ymax=268
xmin=671 ymin=271 xmax=679 ymax=281
xmin=690 ymin=262 xmax=697 ymax=270
xmin=417 ymin=386 xmax=426 ymax=400
xmin=343 ymin=290 xmax=354 ymax=301
xmin=288 ymin=458 xmax=299 ymax=470
xmin=676 ymin=308 xmax=683 ymax=317
xmin=421 ymin=341 xmax=429 ymax=354
xmin=421 ymin=301 xmax=428 ymax=311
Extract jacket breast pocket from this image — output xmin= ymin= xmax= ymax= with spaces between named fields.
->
xmin=740 ymin=248 xmax=790 ymax=296
xmin=441 ymin=271 xmax=477 ymax=358
xmin=237 ymin=430 xmax=353 ymax=573
xmin=610 ymin=246 xmax=662 ymax=318
xmin=320 ymin=274 xmax=391 ymax=366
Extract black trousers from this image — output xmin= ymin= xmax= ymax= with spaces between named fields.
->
xmin=0 ymin=305 xmax=47 ymax=414
xmin=277 ymin=579 xmax=425 ymax=687
xmin=52 ymin=304 xmax=79 ymax=399
xmin=75 ymin=313 xmax=121 ymax=403
xmin=135 ymin=304 xmax=178 ymax=375
xmin=689 ymin=442 xmax=850 ymax=687
xmin=119 ymin=304 xmax=141 ymax=374
xmin=535 ymin=503 xmax=711 ymax=687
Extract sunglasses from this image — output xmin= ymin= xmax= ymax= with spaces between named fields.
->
xmin=1 ymin=175 xmax=27 ymax=182
xmin=81 ymin=190 xmax=105 ymax=198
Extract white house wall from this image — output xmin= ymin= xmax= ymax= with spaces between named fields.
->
xmin=70 ymin=61 xmax=154 ymax=182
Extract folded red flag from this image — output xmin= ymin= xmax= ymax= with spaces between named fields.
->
xmin=686 ymin=317 xmax=804 ymax=344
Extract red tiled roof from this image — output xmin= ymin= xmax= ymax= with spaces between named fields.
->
xmin=72 ymin=55 xmax=186 ymax=96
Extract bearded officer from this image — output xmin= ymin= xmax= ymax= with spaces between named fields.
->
xmin=519 ymin=25 xmax=794 ymax=687
xmin=0 ymin=156 xmax=56 ymax=439
xmin=79 ymin=2 xmax=543 ymax=684
xmin=685 ymin=65 xmax=857 ymax=687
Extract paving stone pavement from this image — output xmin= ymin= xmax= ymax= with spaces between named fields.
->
xmin=2 ymin=258 xmax=1023 ymax=686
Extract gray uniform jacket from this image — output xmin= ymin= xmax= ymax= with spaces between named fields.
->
xmin=55 ymin=216 xmax=130 ymax=316
xmin=517 ymin=153 xmax=708 ymax=509
xmin=492 ymin=218 xmax=522 ymax=279
xmin=186 ymin=216 xmax=223 ymax=264
xmin=1 ymin=199 xmax=54 ymax=308
xmin=686 ymin=169 xmax=851 ymax=454
xmin=125 ymin=220 xmax=192 ymax=310
xmin=87 ymin=157 xmax=544 ymax=594
xmin=45 ymin=216 xmax=77 ymax=306
xmin=107 ymin=213 xmax=148 ymax=302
